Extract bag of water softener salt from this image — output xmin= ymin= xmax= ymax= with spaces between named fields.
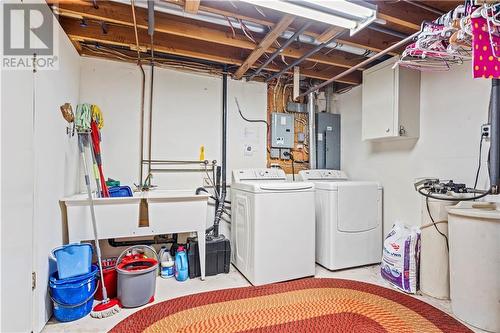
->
xmin=381 ymin=223 xmax=421 ymax=293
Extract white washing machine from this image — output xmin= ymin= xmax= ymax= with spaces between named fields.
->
xmin=231 ymin=168 xmax=316 ymax=285
xmin=298 ymin=169 xmax=383 ymax=270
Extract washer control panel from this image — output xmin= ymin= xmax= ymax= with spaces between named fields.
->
xmin=298 ymin=169 xmax=348 ymax=181
xmin=233 ymin=168 xmax=287 ymax=183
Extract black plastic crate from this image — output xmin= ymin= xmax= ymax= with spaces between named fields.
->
xmin=187 ymin=236 xmax=231 ymax=278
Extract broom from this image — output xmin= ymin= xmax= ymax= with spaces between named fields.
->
xmin=91 ymin=105 xmax=109 ymax=197
xmin=76 ymin=105 xmax=120 ymax=318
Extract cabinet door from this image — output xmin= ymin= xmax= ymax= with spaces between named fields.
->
xmin=362 ymin=63 xmax=396 ymax=140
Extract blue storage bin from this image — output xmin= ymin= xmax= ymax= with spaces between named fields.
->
xmin=108 ymin=186 xmax=133 ymax=197
xmin=52 ymin=243 xmax=93 ymax=279
xmin=49 ymin=265 xmax=98 ymax=322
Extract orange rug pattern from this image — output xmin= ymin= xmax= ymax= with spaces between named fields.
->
xmin=111 ymin=278 xmax=472 ymax=333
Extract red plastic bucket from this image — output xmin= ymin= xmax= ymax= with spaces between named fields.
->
xmin=94 ymin=258 xmax=117 ymax=301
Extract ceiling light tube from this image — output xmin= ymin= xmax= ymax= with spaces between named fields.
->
xmin=301 ymin=0 xmax=375 ymax=19
xmin=239 ymin=0 xmax=357 ymax=29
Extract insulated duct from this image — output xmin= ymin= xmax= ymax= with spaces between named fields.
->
xmin=116 ymin=0 xmax=377 ymax=57
xmin=490 ymin=79 xmax=500 ymax=193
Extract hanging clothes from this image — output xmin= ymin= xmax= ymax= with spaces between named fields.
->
xmin=472 ymin=16 xmax=500 ymax=79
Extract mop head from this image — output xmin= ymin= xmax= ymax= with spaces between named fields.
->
xmin=90 ymin=298 xmax=121 ymax=319
xmin=75 ymin=103 xmax=92 ymax=132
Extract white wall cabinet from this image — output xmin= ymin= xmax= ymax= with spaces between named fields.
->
xmin=362 ymin=56 xmax=420 ymax=141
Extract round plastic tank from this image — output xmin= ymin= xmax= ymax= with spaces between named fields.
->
xmin=420 ymin=197 xmax=456 ymax=300
xmin=448 ymin=202 xmax=500 ymax=333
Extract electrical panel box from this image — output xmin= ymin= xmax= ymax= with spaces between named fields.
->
xmin=315 ymin=112 xmax=340 ymax=170
xmin=271 ymin=112 xmax=294 ymax=148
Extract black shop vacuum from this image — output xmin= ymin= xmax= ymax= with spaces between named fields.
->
xmin=187 ymin=70 xmax=231 ymax=278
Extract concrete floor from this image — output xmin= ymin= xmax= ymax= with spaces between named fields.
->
xmin=43 ymin=264 xmax=487 ymax=333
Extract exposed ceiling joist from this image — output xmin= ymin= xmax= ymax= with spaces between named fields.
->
xmin=316 ymin=26 xmax=345 ymax=44
xmin=163 ymin=0 xmax=411 ymax=52
xmin=184 ymin=0 xmax=200 ymax=14
xmin=370 ymin=1 xmax=440 ymax=31
xmin=60 ymin=17 xmax=361 ymax=84
xmin=234 ymin=14 xmax=294 ymax=80
xmin=70 ymin=39 xmax=83 ymax=53
xmin=55 ymin=1 xmax=363 ymax=70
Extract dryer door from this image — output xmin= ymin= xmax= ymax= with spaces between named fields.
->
xmin=337 ymin=184 xmax=379 ymax=232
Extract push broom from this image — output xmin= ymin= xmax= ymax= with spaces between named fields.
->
xmin=76 ymin=104 xmax=120 ymax=318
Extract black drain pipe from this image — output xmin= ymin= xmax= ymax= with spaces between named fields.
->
xmin=107 ymin=234 xmax=177 ymax=247
xmin=212 ymin=66 xmax=228 ymax=239
xmin=490 ymin=79 xmax=500 ymax=194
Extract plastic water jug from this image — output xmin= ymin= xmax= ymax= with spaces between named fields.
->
xmin=159 ymin=247 xmax=174 ymax=279
xmin=175 ymin=246 xmax=188 ymax=282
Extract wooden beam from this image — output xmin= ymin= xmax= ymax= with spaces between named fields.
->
xmin=234 ymin=14 xmax=294 ymax=80
xmin=55 ymin=1 xmax=363 ymax=70
xmin=378 ymin=13 xmax=419 ymax=31
xmin=163 ymin=0 xmax=402 ymax=53
xmin=70 ymin=38 xmax=82 ymax=54
xmin=164 ymin=0 xmax=274 ymax=27
xmin=60 ymin=17 xmax=361 ymax=84
xmin=184 ymin=0 xmax=200 ymax=14
xmin=316 ymin=26 xmax=344 ymax=44
xmin=370 ymin=1 xmax=439 ymax=31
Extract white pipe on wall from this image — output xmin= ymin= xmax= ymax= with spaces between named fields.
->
xmin=308 ymin=92 xmax=316 ymax=169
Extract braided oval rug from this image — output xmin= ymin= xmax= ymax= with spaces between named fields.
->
xmin=110 ymin=278 xmax=471 ymax=333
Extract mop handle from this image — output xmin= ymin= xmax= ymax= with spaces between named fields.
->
xmin=78 ymin=134 xmax=108 ymax=301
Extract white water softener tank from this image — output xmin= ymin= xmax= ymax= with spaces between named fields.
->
xmin=447 ymin=202 xmax=500 ymax=333
xmin=419 ymin=197 xmax=456 ymax=300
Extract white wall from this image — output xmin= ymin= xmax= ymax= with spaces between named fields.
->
xmin=32 ymin=25 xmax=81 ymax=332
xmin=79 ymin=58 xmax=267 ymax=190
xmin=1 ymin=4 xmax=81 ymax=332
xmin=1 ymin=66 xmax=35 ymax=333
xmin=338 ymin=64 xmax=490 ymax=232
xmin=79 ymin=58 xmax=267 ymax=251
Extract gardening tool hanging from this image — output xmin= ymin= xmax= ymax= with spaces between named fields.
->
xmin=60 ymin=103 xmax=75 ymax=137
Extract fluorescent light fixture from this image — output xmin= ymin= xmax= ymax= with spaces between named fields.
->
xmin=239 ymin=0 xmax=357 ymax=29
xmin=302 ymin=0 xmax=375 ymax=19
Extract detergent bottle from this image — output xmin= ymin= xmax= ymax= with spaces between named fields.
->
xmin=159 ymin=247 xmax=175 ymax=279
xmin=174 ymin=246 xmax=188 ymax=282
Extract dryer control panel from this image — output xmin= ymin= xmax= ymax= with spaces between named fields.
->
xmin=298 ymin=169 xmax=348 ymax=181
xmin=232 ymin=168 xmax=287 ymax=183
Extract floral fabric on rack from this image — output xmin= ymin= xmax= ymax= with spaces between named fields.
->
xmin=472 ymin=16 xmax=500 ymax=78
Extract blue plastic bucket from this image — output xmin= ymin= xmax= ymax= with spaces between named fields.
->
xmin=49 ymin=265 xmax=98 ymax=322
xmin=108 ymin=186 xmax=133 ymax=197
xmin=52 ymin=243 xmax=93 ymax=279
